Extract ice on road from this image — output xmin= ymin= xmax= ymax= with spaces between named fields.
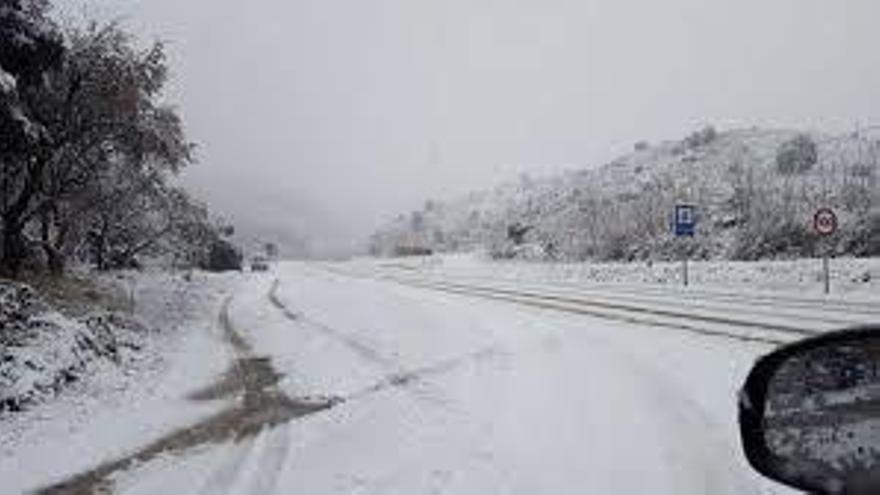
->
xmin=108 ymin=261 xmax=788 ymax=494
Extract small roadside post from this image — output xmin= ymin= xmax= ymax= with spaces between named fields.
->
xmin=126 ymin=274 xmax=137 ymax=314
xmin=813 ymin=207 xmax=838 ymax=294
xmin=673 ymin=204 xmax=697 ymax=287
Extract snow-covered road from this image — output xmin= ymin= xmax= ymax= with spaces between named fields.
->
xmin=16 ymin=259 xmax=849 ymax=493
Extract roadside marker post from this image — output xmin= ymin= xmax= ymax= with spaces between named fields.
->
xmin=673 ymin=204 xmax=697 ymax=287
xmin=683 ymin=254 xmax=689 ymax=287
xmin=128 ymin=276 xmax=137 ymax=314
xmin=822 ymin=256 xmax=830 ymax=295
xmin=813 ymin=208 xmax=838 ymax=295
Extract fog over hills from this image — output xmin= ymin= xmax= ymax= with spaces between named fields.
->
xmin=52 ymin=0 xmax=880 ymax=260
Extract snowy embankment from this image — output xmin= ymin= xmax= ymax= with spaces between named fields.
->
xmin=369 ymin=253 xmax=880 ymax=300
xmin=0 ymin=281 xmax=141 ymax=413
xmin=0 ymin=269 xmax=240 ymax=493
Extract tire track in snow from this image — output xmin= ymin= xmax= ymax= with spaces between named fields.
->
xmin=400 ymin=276 xmax=876 ymax=328
xmin=268 ymin=279 xmax=395 ymax=367
xmin=197 ymin=439 xmax=258 ymax=495
xmin=268 ymin=279 xmax=503 ymax=406
xmin=431 ymin=279 xmax=816 ymax=335
xmin=420 ymin=282 xmax=795 ymax=345
xmin=566 ymin=281 xmax=880 ymax=317
xmin=246 ymin=423 xmax=293 ymax=494
xmin=375 ymin=262 xmax=880 ymax=318
xmin=318 ymin=266 xmax=806 ymax=346
xmin=197 ymin=421 xmax=292 ymax=495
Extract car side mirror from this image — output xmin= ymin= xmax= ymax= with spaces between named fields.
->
xmin=739 ymin=327 xmax=880 ymax=495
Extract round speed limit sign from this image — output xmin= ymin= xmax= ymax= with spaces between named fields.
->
xmin=813 ymin=208 xmax=838 ymax=236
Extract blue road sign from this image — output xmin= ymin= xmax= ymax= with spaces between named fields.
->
xmin=674 ymin=204 xmax=696 ymax=237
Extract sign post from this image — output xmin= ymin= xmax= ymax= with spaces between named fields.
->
xmin=813 ymin=207 xmax=838 ymax=294
xmin=673 ymin=204 xmax=697 ymax=287
xmin=822 ymin=256 xmax=830 ymax=295
xmin=683 ymin=254 xmax=689 ymax=287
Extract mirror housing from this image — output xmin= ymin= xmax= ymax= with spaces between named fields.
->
xmin=739 ymin=326 xmax=880 ymax=495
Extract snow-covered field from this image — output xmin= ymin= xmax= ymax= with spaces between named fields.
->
xmin=5 ymin=255 xmax=878 ymax=494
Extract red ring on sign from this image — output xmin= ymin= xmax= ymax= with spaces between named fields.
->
xmin=813 ymin=208 xmax=837 ymax=236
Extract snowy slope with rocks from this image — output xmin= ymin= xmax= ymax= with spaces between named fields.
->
xmin=0 ymin=281 xmax=145 ymax=413
xmin=371 ymin=127 xmax=880 ymax=261
xmin=0 ymin=271 xmax=235 ymax=417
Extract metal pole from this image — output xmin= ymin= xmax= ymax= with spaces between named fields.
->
xmin=823 ymin=254 xmax=830 ymax=295
xmin=683 ymin=257 xmax=689 ymax=287
xmin=129 ymin=277 xmax=137 ymax=314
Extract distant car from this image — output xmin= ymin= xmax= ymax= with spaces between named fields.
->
xmin=251 ymin=256 xmax=270 ymax=272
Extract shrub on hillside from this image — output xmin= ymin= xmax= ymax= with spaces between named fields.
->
xmin=205 ymin=240 xmax=242 ymax=272
xmin=684 ymin=126 xmax=718 ymax=149
xmin=392 ymin=246 xmax=433 ymax=257
xmin=845 ymin=213 xmax=880 ymax=256
xmin=598 ymin=233 xmax=637 ymax=261
xmin=732 ymin=222 xmax=819 ymax=260
xmin=776 ymin=134 xmax=818 ymax=175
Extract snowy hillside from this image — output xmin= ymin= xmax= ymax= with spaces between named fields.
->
xmin=371 ymin=127 xmax=880 ymax=261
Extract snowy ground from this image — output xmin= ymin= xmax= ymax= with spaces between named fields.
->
xmin=6 ymin=256 xmax=878 ymax=494
xmin=0 ymin=270 xmax=240 ymax=494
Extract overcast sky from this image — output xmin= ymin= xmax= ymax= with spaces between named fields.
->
xmin=57 ymin=0 xmax=880 ymax=256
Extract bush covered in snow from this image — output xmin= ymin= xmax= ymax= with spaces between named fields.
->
xmin=776 ymin=134 xmax=818 ymax=175
xmin=206 ymin=239 xmax=243 ymax=271
xmin=683 ymin=125 xmax=718 ymax=149
xmin=0 ymin=281 xmax=144 ymax=413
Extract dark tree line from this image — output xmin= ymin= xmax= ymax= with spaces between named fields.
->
xmin=1 ymin=1 xmax=224 ymax=277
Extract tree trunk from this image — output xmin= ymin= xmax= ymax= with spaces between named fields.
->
xmin=45 ymin=245 xmax=65 ymax=275
xmin=0 ymin=219 xmax=26 ymax=278
xmin=92 ymin=216 xmax=110 ymax=271
xmin=50 ymin=218 xmax=69 ymax=276
xmin=39 ymin=207 xmax=64 ymax=275
xmin=93 ymin=232 xmax=106 ymax=271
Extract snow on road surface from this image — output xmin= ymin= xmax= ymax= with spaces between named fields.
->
xmin=8 ymin=257 xmax=858 ymax=493
xmin=12 ymin=260 xmax=868 ymax=494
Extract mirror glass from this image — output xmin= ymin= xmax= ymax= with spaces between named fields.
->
xmin=765 ymin=336 xmax=880 ymax=492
